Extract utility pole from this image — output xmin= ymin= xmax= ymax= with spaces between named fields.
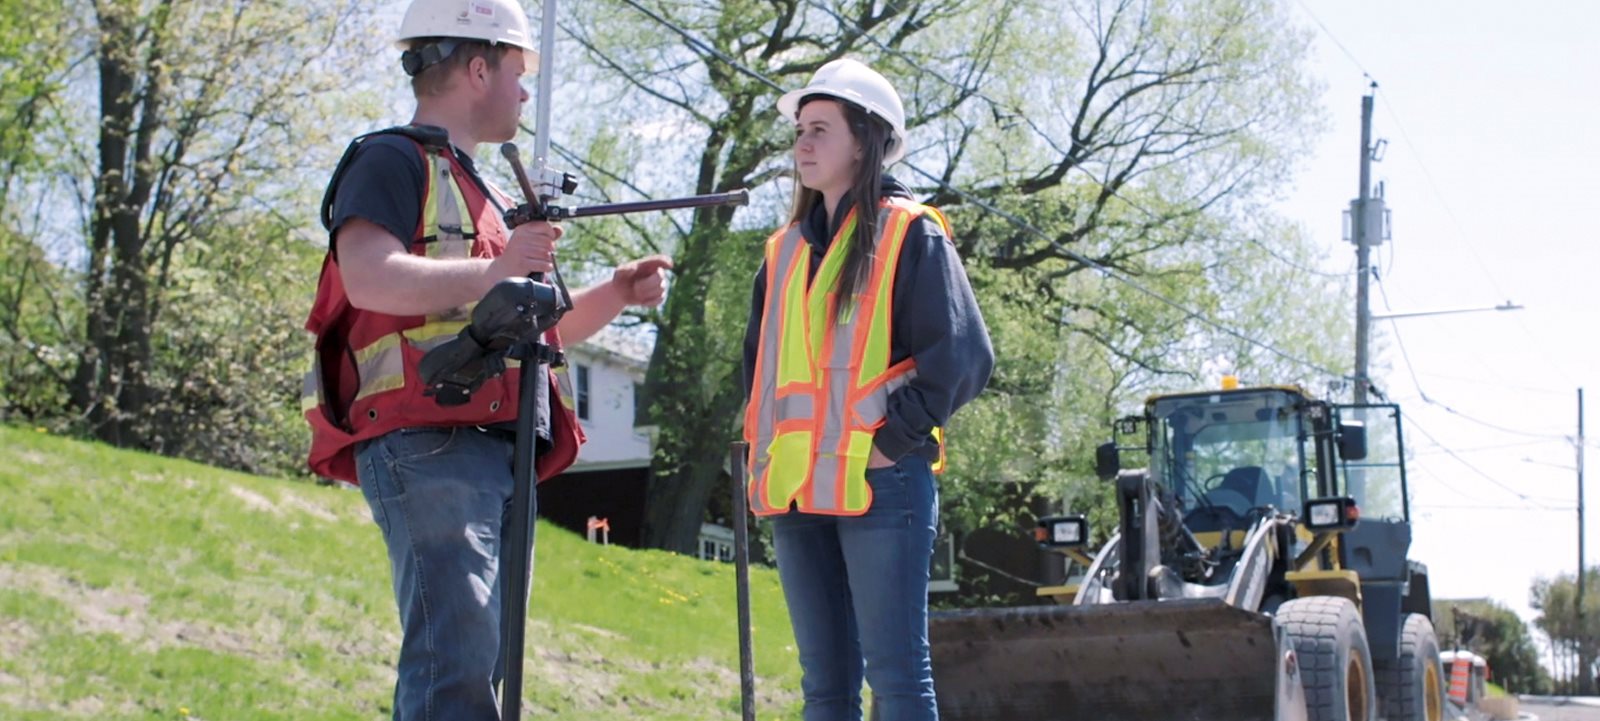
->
xmin=1580 ymin=387 xmax=1590 ymax=694
xmin=1350 ymin=83 xmax=1383 ymax=405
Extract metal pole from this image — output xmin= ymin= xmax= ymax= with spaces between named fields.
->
xmin=532 ymin=0 xmax=557 ymax=187
xmin=1580 ymin=387 xmax=1589 ymax=693
xmin=499 ymin=348 xmax=541 ymax=721
xmin=1353 ymin=86 xmax=1375 ymax=405
xmin=500 ymin=7 xmax=560 ymax=717
xmin=729 ymin=441 xmax=757 ymax=721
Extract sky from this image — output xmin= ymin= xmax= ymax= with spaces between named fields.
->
xmin=1276 ymin=0 xmax=1600 ymax=634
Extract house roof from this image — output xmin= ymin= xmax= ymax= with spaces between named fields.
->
xmin=572 ymin=325 xmax=655 ymax=368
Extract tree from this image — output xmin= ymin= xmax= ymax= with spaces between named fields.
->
xmin=1436 ymin=598 xmax=1551 ymax=695
xmin=26 ymin=0 xmax=376 ymax=449
xmin=1532 ymin=570 xmax=1600 ymax=694
xmin=559 ymin=0 xmax=1331 ymax=554
xmin=0 ymin=0 xmax=403 ymax=476
xmin=558 ymin=0 xmax=1018 ymax=553
xmin=0 ymin=1 xmax=76 ymax=423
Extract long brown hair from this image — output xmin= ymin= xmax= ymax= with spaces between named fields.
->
xmin=788 ymin=96 xmax=895 ymax=323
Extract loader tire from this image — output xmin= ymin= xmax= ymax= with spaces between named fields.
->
xmin=1278 ymin=596 xmax=1376 ymax=721
xmin=1375 ymin=613 xmax=1445 ymax=721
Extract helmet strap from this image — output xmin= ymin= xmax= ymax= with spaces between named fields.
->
xmin=401 ymin=38 xmax=464 ymax=77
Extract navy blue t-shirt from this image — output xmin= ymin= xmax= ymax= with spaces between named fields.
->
xmin=326 ymin=133 xmax=550 ymax=447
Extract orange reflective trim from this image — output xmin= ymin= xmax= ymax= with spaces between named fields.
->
xmin=743 ymin=227 xmax=787 ymax=447
xmin=776 ymin=381 xmax=818 ymax=397
xmin=774 ymin=418 xmax=812 ymax=433
xmin=846 ymin=207 xmax=910 ymax=388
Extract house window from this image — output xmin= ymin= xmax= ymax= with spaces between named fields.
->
xmin=700 ymin=539 xmax=733 ymax=562
xmin=575 ymin=364 xmax=590 ymax=421
xmin=632 ymin=381 xmax=645 ymax=422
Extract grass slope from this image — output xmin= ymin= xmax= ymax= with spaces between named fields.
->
xmin=0 ymin=426 xmax=803 ymax=720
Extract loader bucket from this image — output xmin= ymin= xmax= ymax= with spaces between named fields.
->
xmin=929 ymin=598 xmax=1283 ymax=721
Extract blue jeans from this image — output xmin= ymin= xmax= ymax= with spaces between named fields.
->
xmin=357 ymin=427 xmax=526 ymax=721
xmin=769 ymin=456 xmax=941 ymax=721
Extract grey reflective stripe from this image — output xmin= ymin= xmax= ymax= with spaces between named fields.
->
xmin=809 ymin=452 xmax=842 ymax=512
xmin=775 ymin=394 xmax=813 ymax=419
xmin=850 ymin=369 xmax=917 ymax=427
xmin=353 ymin=341 xmax=406 ymax=401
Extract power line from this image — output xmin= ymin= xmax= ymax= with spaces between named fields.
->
xmin=1372 ymin=88 xmax=1579 ymax=386
xmin=1376 ymin=275 xmax=1569 ymax=442
xmin=611 ymin=0 xmax=1353 ymax=383
xmin=1414 ymin=503 xmax=1576 ymax=513
xmin=1293 ymin=0 xmax=1572 ymax=390
xmin=1409 ymin=370 xmax=1570 ymax=397
xmin=1406 ymin=414 xmax=1558 ymax=509
xmin=1412 ymin=438 xmax=1568 ymax=456
xmin=1294 ymin=0 xmax=1377 ymax=82
xmin=1245 ymin=235 xmax=1357 ymax=279
xmin=1411 ymin=463 xmax=1497 ymax=505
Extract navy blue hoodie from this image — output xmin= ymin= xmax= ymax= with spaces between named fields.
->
xmin=743 ymin=176 xmax=994 ymax=463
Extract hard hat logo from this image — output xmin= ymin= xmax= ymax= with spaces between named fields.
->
xmin=778 ymin=58 xmax=909 ymax=164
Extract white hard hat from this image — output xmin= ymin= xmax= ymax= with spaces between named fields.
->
xmin=778 ymin=58 xmax=909 ymax=164
xmin=396 ymin=0 xmax=538 ymax=73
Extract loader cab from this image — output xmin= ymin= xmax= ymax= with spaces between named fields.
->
xmin=1144 ymin=389 xmax=1407 ymax=530
xmin=1149 ymin=387 xmax=1313 ymax=534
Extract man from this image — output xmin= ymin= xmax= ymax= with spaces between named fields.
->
xmin=302 ymin=0 xmax=670 ymax=717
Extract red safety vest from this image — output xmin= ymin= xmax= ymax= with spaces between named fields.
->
xmin=303 ymin=128 xmax=583 ymax=483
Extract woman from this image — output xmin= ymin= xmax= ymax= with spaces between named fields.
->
xmin=742 ymin=58 xmax=994 ymax=721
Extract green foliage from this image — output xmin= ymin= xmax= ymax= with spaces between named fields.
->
xmin=0 ymin=0 xmax=390 ymax=474
xmin=132 ymin=220 xmax=324 ymax=477
xmin=1530 ymin=569 xmax=1600 ymax=693
xmin=0 ymin=227 xmax=78 ymax=423
xmin=1435 ymin=598 xmax=1551 ymax=695
xmin=0 ymin=425 xmax=804 ymax=719
xmin=553 ymin=0 xmax=1347 ymax=571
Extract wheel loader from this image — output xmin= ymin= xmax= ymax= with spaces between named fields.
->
xmin=928 ymin=383 xmax=1447 ymax=721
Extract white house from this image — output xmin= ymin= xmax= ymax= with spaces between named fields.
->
xmin=563 ymin=325 xmax=653 ymax=471
xmin=536 ymin=325 xmax=656 ymax=547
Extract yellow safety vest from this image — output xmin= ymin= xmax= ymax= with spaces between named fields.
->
xmin=744 ymin=196 xmax=949 ymax=516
